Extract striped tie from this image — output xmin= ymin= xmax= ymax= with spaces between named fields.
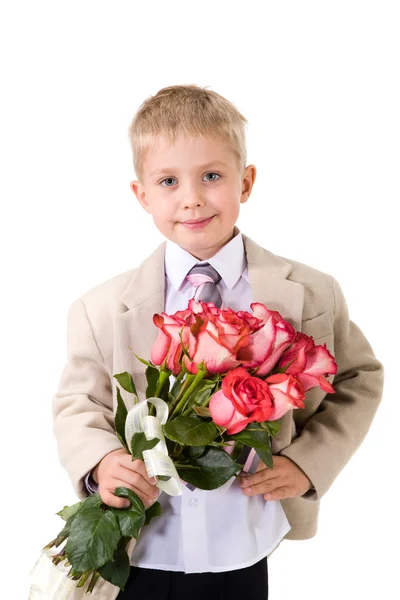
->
xmin=186 ymin=263 xmax=223 ymax=308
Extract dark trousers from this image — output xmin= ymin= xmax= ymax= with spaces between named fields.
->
xmin=116 ymin=557 xmax=268 ymax=600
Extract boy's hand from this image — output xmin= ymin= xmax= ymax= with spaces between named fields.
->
xmin=93 ymin=448 xmax=160 ymax=509
xmin=239 ymin=456 xmax=312 ymax=501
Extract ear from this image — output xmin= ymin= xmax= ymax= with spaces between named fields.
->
xmin=240 ymin=165 xmax=257 ymax=204
xmin=130 ymin=180 xmax=152 ymax=214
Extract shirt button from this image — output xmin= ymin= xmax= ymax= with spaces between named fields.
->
xmin=189 ymin=498 xmax=198 ymax=507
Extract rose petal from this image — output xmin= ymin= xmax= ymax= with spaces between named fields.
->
xmin=295 ymin=372 xmax=319 ymax=392
xmin=237 ymin=317 xmax=275 ymax=366
xmin=209 ymin=390 xmax=235 ymax=427
xmin=304 ymin=344 xmax=338 ymax=377
xmin=150 ymin=328 xmax=171 ymax=365
xmin=225 ymin=413 xmax=252 ymax=434
xmin=268 ymin=388 xmax=298 ymax=420
xmin=317 ymin=375 xmax=335 ymax=393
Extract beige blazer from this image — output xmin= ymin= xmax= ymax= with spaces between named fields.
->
xmin=52 ymin=233 xmax=384 ymax=598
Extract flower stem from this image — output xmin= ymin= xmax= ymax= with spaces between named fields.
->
xmin=51 ymin=547 xmax=67 ymax=566
xmin=76 ymin=570 xmax=93 ymax=588
xmin=86 ymin=570 xmax=100 ymax=595
xmin=169 ymin=367 xmax=207 ymax=419
xmin=168 ymin=374 xmax=196 ymax=415
xmin=155 ymin=368 xmax=171 ymax=396
xmin=170 ymin=365 xmax=187 ymax=397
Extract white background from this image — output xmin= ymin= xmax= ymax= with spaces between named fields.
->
xmin=1 ymin=1 xmax=399 ymax=598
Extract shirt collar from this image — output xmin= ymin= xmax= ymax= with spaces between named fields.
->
xmin=165 ymin=231 xmax=248 ymax=291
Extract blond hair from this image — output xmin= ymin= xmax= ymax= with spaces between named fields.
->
xmin=128 ymin=84 xmax=248 ymax=182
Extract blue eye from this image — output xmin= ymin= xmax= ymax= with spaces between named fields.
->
xmin=160 ymin=177 xmax=177 ymax=187
xmin=160 ymin=173 xmax=221 ymax=187
xmin=203 ymin=172 xmax=220 ymax=182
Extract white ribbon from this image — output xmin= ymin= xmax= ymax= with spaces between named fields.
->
xmin=125 ymin=397 xmax=183 ymax=497
xmin=29 ymin=549 xmax=80 ymax=599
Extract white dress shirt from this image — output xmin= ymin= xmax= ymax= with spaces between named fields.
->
xmin=129 ymin=232 xmax=291 ymax=573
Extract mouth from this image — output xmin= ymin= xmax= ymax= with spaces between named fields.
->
xmin=180 ymin=216 xmax=215 ymax=229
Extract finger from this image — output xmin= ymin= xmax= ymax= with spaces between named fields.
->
xmin=103 ymin=479 xmax=159 ymax=509
xmin=256 ymin=460 xmax=269 ymax=473
xmin=120 ymin=456 xmax=157 ymax=485
xmin=264 ymin=486 xmax=292 ymax=501
xmin=99 ymin=487 xmax=131 ymax=509
xmin=115 ymin=469 xmax=160 ymax=501
xmin=240 ymin=468 xmax=279 ymax=488
xmin=241 ymin=477 xmax=282 ymax=496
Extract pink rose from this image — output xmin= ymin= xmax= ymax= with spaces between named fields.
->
xmin=209 ymin=367 xmax=275 ymax=434
xmin=278 ymin=332 xmax=337 ymax=392
xmin=183 ymin=300 xmax=264 ymax=375
xmin=237 ymin=303 xmax=296 ymax=376
xmin=264 ymin=373 xmax=306 ymax=419
xmin=151 ymin=312 xmax=190 ymax=375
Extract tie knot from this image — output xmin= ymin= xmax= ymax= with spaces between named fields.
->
xmin=186 ymin=263 xmax=221 ymax=287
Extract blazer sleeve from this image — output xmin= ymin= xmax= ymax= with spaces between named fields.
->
xmin=52 ymin=299 xmax=124 ymax=500
xmin=279 ymin=276 xmax=384 ymax=501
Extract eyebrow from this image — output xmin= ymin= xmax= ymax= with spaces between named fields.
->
xmin=150 ymin=161 xmax=229 ymax=177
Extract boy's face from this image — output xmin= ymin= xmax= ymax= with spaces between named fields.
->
xmin=130 ymin=134 xmax=256 ymax=260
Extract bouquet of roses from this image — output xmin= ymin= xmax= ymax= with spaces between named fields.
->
xmin=30 ymin=300 xmax=337 ymax=598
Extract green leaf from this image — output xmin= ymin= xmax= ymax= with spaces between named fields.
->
xmin=255 ymin=443 xmax=273 ymax=469
xmin=130 ymin=432 xmax=159 ymax=460
xmin=170 ymin=378 xmax=184 ymax=400
xmin=66 ymin=507 xmax=121 ymax=573
xmin=56 ymin=501 xmax=83 ymax=522
xmin=191 ymin=385 xmax=215 ymax=407
xmin=183 ymin=445 xmax=205 ymax=459
xmin=134 ymin=354 xmax=156 ymax=369
xmin=112 ymin=487 xmax=146 ymax=539
xmin=115 ymin=387 xmax=128 ymax=448
xmin=264 ymin=420 xmax=281 ymax=436
xmin=144 ymin=501 xmax=162 ymax=526
xmin=193 ymin=406 xmax=212 ymax=417
xmin=55 ymin=494 xmax=104 ymax=544
xmin=181 ymin=380 xmax=217 ymax=410
xmin=163 ymin=415 xmax=218 ymax=446
xmin=177 ymin=447 xmax=241 ymax=490
xmin=228 ymin=423 xmax=270 ymax=448
xmin=98 ymin=540 xmax=130 ymax=590
xmin=145 ymin=365 xmax=160 ymax=398
xmin=113 ymin=372 xmax=137 ymax=395
xmin=117 ymin=432 xmax=126 ymax=448
xmin=227 ymin=430 xmax=256 ymax=446
xmin=228 ymin=424 xmax=273 ymax=468
xmin=81 ymin=494 xmax=104 ymax=509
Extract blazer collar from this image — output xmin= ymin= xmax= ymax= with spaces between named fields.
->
xmin=120 ymin=232 xmax=303 ymax=328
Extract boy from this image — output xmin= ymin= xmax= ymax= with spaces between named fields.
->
xmin=52 ymin=85 xmax=384 ymax=599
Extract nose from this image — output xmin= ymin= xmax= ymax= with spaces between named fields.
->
xmin=181 ymin=183 xmax=206 ymax=209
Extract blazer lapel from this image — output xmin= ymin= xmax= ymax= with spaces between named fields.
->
xmin=114 ymin=242 xmax=167 ymax=406
xmin=243 ymin=234 xmax=305 ymax=453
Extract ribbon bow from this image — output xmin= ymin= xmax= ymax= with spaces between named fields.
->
xmin=125 ymin=397 xmax=183 ymax=497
